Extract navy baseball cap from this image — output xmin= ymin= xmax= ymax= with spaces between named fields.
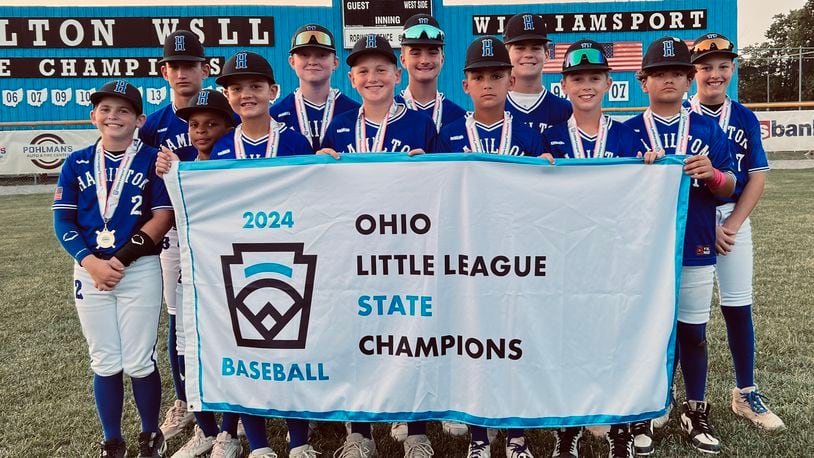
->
xmin=159 ymin=30 xmax=206 ymax=64
xmin=641 ymin=36 xmax=694 ymax=71
xmin=176 ymin=89 xmax=236 ymax=126
xmin=90 ymin=80 xmax=143 ymax=115
xmin=562 ymin=40 xmax=612 ymax=74
xmin=504 ymin=13 xmax=550 ymax=45
xmin=347 ymin=34 xmax=397 ymax=66
xmin=690 ymin=33 xmax=738 ymax=63
xmin=216 ymin=51 xmax=275 ymax=86
xmin=464 ymin=36 xmax=513 ymax=71
xmin=290 ymin=24 xmax=336 ymax=54
xmin=400 ymin=14 xmax=444 ymax=46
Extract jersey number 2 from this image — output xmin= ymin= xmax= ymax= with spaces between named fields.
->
xmin=130 ymin=195 xmax=142 ymax=215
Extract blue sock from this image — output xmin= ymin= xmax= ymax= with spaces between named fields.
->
xmin=407 ymin=421 xmax=426 ymax=436
xmin=470 ymin=426 xmax=489 ymax=444
xmin=240 ymin=414 xmax=268 ymax=450
xmin=721 ymin=305 xmax=756 ymax=388
xmin=131 ymin=368 xmax=162 ymax=433
xmin=177 ymin=355 xmax=186 ymax=401
xmin=287 ymin=419 xmax=310 ymax=447
xmin=194 ymin=411 xmax=219 ymax=438
xmin=350 ymin=422 xmax=372 ymax=439
xmin=93 ymin=372 xmax=124 ymax=441
xmin=168 ymin=315 xmax=185 ymax=401
xmin=506 ymin=428 xmax=524 ymax=441
xmin=221 ymin=413 xmax=240 ymax=436
xmin=677 ymin=321 xmax=708 ymax=401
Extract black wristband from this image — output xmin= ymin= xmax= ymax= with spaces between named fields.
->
xmin=113 ymin=230 xmax=156 ymax=266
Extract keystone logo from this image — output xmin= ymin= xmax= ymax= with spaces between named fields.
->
xmin=221 ymin=243 xmax=317 ymax=349
xmin=759 ymin=119 xmax=814 ymax=140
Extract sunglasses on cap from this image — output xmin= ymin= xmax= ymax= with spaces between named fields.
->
xmin=693 ymin=37 xmax=734 ymax=54
xmin=563 ymin=48 xmax=608 ymax=68
xmin=401 ymin=24 xmax=445 ymax=42
xmin=293 ymin=30 xmax=334 ymax=48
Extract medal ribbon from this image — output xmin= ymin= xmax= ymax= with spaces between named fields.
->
xmin=94 ymin=139 xmax=139 ymax=224
xmin=690 ymin=95 xmax=732 ymax=130
xmin=465 ymin=112 xmax=513 ymax=155
xmin=567 ymin=115 xmax=610 ymax=159
xmin=643 ymin=108 xmax=691 ymax=156
xmin=355 ymin=103 xmax=398 ymax=152
xmin=233 ymin=119 xmax=281 ymax=159
xmin=294 ymin=88 xmax=337 ymax=147
xmin=402 ymin=88 xmax=444 ymax=132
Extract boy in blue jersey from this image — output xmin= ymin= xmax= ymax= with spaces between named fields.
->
xmin=502 ymin=13 xmax=572 ymax=134
xmin=436 ymin=36 xmax=543 ymax=159
xmin=154 ymin=89 xmax=245 ymax=458
xmin=138 ymin=30 xmax=209 ymax=443
xmin=395 ymin=13 xmax=466 ymax=134
xmin=211 ymin=51 xmax=314 ymax=160
xmin=319 ymin=34 xmax=437 ymax=157
xmin=53 ymin=80 xmax=174 ymax=458
xmin=209 ymin=51 xmax=315 ymax=458
xmin=269 ymin=24 xmax=360 ymax=150
xmin=689 ymin=33 xmax=783 ymax=432
xmin=625 ymin=37 xmax=736 ymax=456
xmin=318 ymin=34 xmax=436 ymax=458
xmin=542 ymin=40 xmax=650 ymax=161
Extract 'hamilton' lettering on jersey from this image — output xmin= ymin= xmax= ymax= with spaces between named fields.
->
xmin=542 ymin=117 xmax=648 ymax=159
xmin=506 ymin=89 xmax=573 ymax=134
xmin=75 ymin=154 xmax=151 ymax=192
xmin=138 ymin=104 xmax=197 ymax=161
xmin=322 ymin=104 xmax=438 ymax=154
xmin=436 ymin=114 xmax=544 ymax=157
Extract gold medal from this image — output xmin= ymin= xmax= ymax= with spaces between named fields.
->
xmin=96 ymin=227 xmax=116 ymax=249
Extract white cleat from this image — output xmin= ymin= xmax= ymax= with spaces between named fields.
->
xmin=171 ymin=426 xmax=215 ymax=458
xmin=160 ymin=400 xmax=195 ymax=440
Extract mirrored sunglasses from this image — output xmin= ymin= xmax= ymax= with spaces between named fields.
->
xmin=693 ymin=37 xmax=734 ymax=54
xmin=563 ymin=48 xmax=608 ymax=68
xmin=401 ymin=24 xmax=445 ymax=42
xmin=294 ymin=30 xmax=334 ymax=48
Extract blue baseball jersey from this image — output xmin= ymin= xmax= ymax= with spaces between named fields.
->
xmin=52 ymin=140 xmax=172 ymax=263
xmin=506 ymin=90 xmax=573 ymax=134
xmin=395 ymin=91 xmax=468 ymax=132
xmin=435 ymin=115 xmax=544 ymax=156
xmin=322 ymin=104 xmax=438 ymax=153
xmin=210 ymin=124 xmax=314 ymax=160
xmin=625 ymin=111 xmax=735 ymax=266
xmin=269 ymin=91 xmax=360 ymax=150
xmin=542 ymin=117 xmax=648 ymax=159
xmin=138 ymin=104 xmax=198 ymax=162
xmin=687 ymin=100 xmax=770 ymax=203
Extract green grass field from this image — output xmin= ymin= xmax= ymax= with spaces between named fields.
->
xmin=1 ymin=169 xmax=812 ymax=457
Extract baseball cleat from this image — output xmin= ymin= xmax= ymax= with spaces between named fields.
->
xmin=390 ymin=422 xmax=408 ymax=442
xmin=506 ymin=436 xmax=534 ymax=458
xmin=333 ymin=433 xmax=377 ymax=458
xmin=467 ymin=440 xmax=491 ymax=458
xmin=290 ymin=444 xmax=320 ymax=458
xmin=247 ymin=447 xmax=278 ymax=458
xmin=605 ymin=424 xmax=634 ymax=458
xmin=630 ymin=421 xmax=654 ymax=456
xmin=403 ymin=434 xmax=434 ymax=458
xmin=680 ymin=401 xmax=721 ymax=454
xmin=137 ymin=431 xmax=166 ymax=458
xmin=171 ymin=426 xmax=215 ymax=458
xmin=211 ymin=431 xmax=242 ymax=458
xmin=98 ymin=438 xmax=127 ymax=458
xmin=160 ymin=400 xmax=195 ymax=440
xmin=441 ymin=421 xmax=469 ymax=437
xmin=731 ymin=386 xmax=786 ymax=431
xmin=552 ymin=427 xmax=582 ymax=457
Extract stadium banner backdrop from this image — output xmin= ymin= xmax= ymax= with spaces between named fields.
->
xmin=755 ymin=110 xmax=814 ymax=152
xmin=0 ymin=129 xmax=97 ymax=175
xmin=0 ymin=0 xmax=736 ymax=128
xmin=165 ymin=154 xmax=691 ymax=427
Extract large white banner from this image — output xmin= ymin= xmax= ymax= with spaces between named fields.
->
xmin=0 ymin=129 xmax=97 ymax=175
xmin=166 ymin=154 xmax=690 ymax=427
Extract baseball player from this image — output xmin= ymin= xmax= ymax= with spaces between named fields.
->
xmin=269 ymin=24 xmax=360 ymax=151
xmin=688 ymin=33 xmax=783 ymax=431
xmin=502 ymin=13 xmax=572 ymax=134
xmin=318 ymin=34 xmax=437 ymax=458
xmin=434 ymin=36 xmax=541 ymax=458
xmin=320 ymin=34 xmax=438 ymax=158
xmin=52 ymin=80 xmax=174 ymax=457
xmin=138 ymin=30 xmax=210 ymax=441
xmin=394 ymin=13 xmax=466 ymax=135
xmin=625 ymin=37 xmax=735 ymax=455
xmin=153 ymin=89 xmax=245 ymax=458
xmin=210 ymin=51 xmax=315 ymax=458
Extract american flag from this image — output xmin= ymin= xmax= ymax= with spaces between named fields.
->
xmin=543 ymin=42 xmax=643 ymax=73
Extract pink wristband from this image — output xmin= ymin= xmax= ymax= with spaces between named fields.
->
xmin=706 ymin=169 xmax=726 ymax=191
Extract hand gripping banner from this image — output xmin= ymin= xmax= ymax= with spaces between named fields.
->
xmin=165 ymin=153 xmax=690 ymax=428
